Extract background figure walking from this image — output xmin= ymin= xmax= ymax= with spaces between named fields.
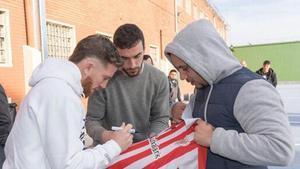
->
xmin=256 ymin=60 xmax=277 ymax=87
xmin=168 ymin=69 xmax=182 ymax=106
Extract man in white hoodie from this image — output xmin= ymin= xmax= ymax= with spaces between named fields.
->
xmin=3 ymin=34 xmax=133 ymax=169
xmin=165 ymin=20 xmax=295 ymax=169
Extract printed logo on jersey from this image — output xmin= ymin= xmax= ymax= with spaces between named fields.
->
xmin=148 ymin=136 xmax=161 ymax=159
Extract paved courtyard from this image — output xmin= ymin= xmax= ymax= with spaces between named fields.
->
xmin=270 ymin=84 xmax=300 ymax=169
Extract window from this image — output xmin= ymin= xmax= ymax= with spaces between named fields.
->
xmin=198 ymin=9 xmax=205 ymax=19
xmin=193 ymin=4 xmax=198 ymax=19
xmin=213 ymin=16 xmax=217 ymax=28
xmin=185 ymin=0 xmax=192 ymax=15
xmin=177 ymin=0 xmax=184 ymax=7
xmin=95 ymin=31 xmax=113 ymax=41
xmin=149 ymin=45 xmax=160 ymax=65
xmin=220 ymin=28 xmax=226 ymax=40
xmin=204 ymin=14 xmax=209 ymax=20
xmin=0 ymin=9 xmax=12 ymax=67
xmin=46 ymin=20 xmax=75 ymax=59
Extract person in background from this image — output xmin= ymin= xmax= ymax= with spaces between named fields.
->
xmin=0 ymin=84 xmax=11 ymax=168
xmin=168 ymin=69 xmax=186 ymax=124
xmin=165 ymin=19 xmax=294 ymax=169
xmin=86 ymin=24 xmax=169 ymax=143
xmin=256 ymin=60 xmax=277 ymax=87
xmin=3 ymin=34 xmax=133 ymax=169
xmin=168 ymin=69 xmax=182 ymax=105
xmin=143 ymin=54 xmax=154 ymax=65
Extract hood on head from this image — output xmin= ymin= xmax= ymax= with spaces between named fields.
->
xmin=29 ymin=58 xmax=83 ymax=96
xmin=165 ymin=19 xmax=241 ymax=84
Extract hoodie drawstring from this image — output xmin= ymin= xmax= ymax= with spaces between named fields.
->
xmin=204 ymin=84 xmax=213 ymax=122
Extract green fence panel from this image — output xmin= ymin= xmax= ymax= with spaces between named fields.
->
xmin=232 ymin=41 xmax=300 ymax=81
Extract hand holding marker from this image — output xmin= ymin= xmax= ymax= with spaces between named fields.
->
xmin=112 ymin=126 xmax=136 ymax=134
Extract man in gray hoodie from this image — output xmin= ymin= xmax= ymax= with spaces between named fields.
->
xmin=164 ymin=19 xmax=295 ymax=169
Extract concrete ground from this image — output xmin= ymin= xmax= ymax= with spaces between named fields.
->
xmin=270 ymin=84 xmax=300 ymax=169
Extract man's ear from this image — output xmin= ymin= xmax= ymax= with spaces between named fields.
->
xmin=82 ymin=58 xmax=94 ymax=78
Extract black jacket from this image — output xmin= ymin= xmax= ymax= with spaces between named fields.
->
xmin=168 ymin=79 xmax=181 ymax=105
xmin=256 ymin=68 xmax=277 ymax=87
xmin=0 ymin=84 xmax=11 ymax=146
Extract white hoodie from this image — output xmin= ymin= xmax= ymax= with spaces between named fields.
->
xmin=3 ymin=58 xmax=121 ymax=169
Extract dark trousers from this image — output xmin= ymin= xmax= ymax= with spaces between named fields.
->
xmin=0 ymin=145 xmax=5 ymax=169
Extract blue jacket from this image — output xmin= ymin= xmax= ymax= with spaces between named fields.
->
xmin=165 ymin=19 xmax=294 ymax=167
xmin=193 ymin=68 xmax=267 ymax=169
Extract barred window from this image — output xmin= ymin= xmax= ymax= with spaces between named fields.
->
xmin=198 ymin=9 xmax=205 ymax=19
xmin=177 ymin=0 xmax=183 ymax=7
xmin=193 ymin=4 xmax=198 ymax=19
xmin=149 ymin=45 xmax=160 ymax=65
xmin=46 ymin=20 xmax=75 ymax=59
xmin=0 ymin=10 xmax=12 ymax=66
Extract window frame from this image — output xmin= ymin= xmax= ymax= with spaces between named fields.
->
xmin=46 ymin=19 xmax=76 ymax=59
xmin=0 ymin=9 xmax=12 ymax=67
xmin=192 ymin=3 xmax=198 ymax=19
xmin=177 ymin=0 xmax=184 ymax=7
xmin=149 ymin=44 xmax=160 ymax=65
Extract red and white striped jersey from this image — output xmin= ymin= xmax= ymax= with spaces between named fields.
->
xmin=108 ymin=119 xmax=207 ymax=169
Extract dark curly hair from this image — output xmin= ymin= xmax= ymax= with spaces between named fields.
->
xmin=169 ymin=69 xmax=177 ymax=74
xmin=263 ymin=60 xmax=271 ymax=65
xmin=113 ymin=24 xmax=145 ymax=50
xmin=69 ymin=34 xmax=123 ymax=67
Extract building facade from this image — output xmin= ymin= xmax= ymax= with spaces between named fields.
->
xmin=0 ymin=0 xmax=227 ymax=105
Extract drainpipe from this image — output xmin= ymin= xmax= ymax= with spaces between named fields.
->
xmin=38 ymin=0 xmax=48 ymax=60
xmin=23 ymin=0 xmax=47 ymax=60
xmin=174 ymin=0 xmax=178 ymax=33
xmin=23 ymin=0 xmax=29 ymax=45
xmin=23 ymin=0 xmax=47 ymax=94
xmin=159 ymin=30 xmax=163 ymax=58
xmin=24 ymin=0 xmax=41 ymax=50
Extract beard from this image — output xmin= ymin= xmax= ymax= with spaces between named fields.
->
xmin=123 ymin=67 xmax=141 ymax=77
xmin=123 ymin=62 xmax=143 ymax=77
xmin=82 ymin=76 xmax=93 ymax=98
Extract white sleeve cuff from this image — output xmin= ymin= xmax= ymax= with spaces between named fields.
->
xmin=96 ymin=140 xmax=121 ymax=162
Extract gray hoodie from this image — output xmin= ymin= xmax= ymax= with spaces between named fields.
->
xmin=164 ymin=20 xmax=295 ymax=166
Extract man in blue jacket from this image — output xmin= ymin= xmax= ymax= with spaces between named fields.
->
xmin=165 ymin=19 xmax=295 ymax=169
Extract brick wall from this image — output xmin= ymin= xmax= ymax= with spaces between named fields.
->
xmin=0 ymin=0 xmax=227 ymax=105
xmin=0 ymin=0 xmax=27 ymax=105
xmin=45 ymin=0 xmax=176 ymax=58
